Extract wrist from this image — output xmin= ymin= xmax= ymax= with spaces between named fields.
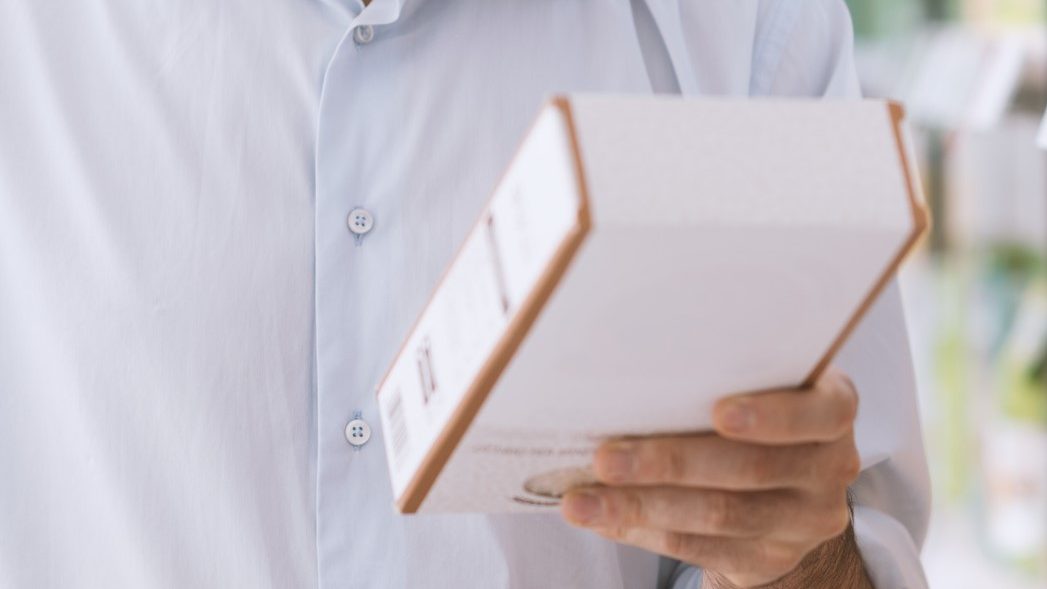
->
xmin=700 ymin=524 xmax=873 ymax=589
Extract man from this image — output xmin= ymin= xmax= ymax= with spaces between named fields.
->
xmin=0 ymin=1 xmax=929 ymax=587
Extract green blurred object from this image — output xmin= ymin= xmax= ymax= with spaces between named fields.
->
xmin=847 ymin=0 xmax=1044 ymax=37
xmin=995 ymin=272 xmax=1047 ymax=426
xmin=989 ymin=0 xmax=1047 ymax=24
xmin=932 ymin=257 xmax=975 ymax=501
xmin=982 ymin=246 xmax=1047 ymax=573
xmin=846 ymin=0 xmax=926 ymax=38
xmin=985 ymin=244 xmax=1044 ymax=354
xmin=1000 ymin=349 xmax=1047 ymax=425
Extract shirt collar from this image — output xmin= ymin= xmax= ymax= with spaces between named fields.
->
xmin=318 ymin=0 xmax=407 ymax=27
xmin=351 ymin=0 xmax=404 ymax=27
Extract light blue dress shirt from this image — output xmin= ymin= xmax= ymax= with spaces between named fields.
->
xmin=0 ymin=1 xmax=929 ymax=587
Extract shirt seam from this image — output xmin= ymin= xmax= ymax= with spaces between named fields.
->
xmin=749 ymin=0 xmax=801 ymax=96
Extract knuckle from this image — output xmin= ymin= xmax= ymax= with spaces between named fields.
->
xmin=840 ymin=373 xmax=859 ymax=403
xmin=810 ymin=494 xmax=852 ymax=538
xmin=788 ymin=444 xmax=817 ymax=483
xmin=827 ymin=507 xmax=852 ymax=538
xmin=813 ymin=441 xmax=860 ymax=485
xmin=809 ymin=499 xmax=850 ymax=538
xmin=744 ymin=448 xmax=778 ymax=487
xmin=832 ymin=409 xmax=853 ymax=437
xmin=819 ymin=370 xmax=859 ymax=438
xmin=837 ymin=377 xmax=860 ymax=426
xmin=616 ymin=490 xmax=646 ymax=526
xmin=703 ymin=492 xmax=736 ymax=533
xmin=836 ymin=446 xmax=862 ymax=483
xmin=660 ymin=531 xmax=689 ymax=557
xmin=659 ymin=442 xmax=689 ymax=483
xmin=780 ymin=409 xmax=803 ymax=439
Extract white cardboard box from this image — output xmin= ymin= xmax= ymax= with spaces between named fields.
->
xmin=377 ymin=95 xmax=929 ymax=514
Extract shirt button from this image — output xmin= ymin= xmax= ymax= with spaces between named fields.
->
xmin=347 ymin=208 xmax=374 ymax=236
xmin=345 ymin=418 xmax=372 ymax=447
xmin=353 ymin=25 xmax=375 ymax=45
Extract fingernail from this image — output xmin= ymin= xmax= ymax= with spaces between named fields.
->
xmin=563 ymin=491 xmax=603 ymax=524
xmin=720 ymin=401 xmax=754 ymax=433
xmin=599 ymin=442 xmax=636 ymax=481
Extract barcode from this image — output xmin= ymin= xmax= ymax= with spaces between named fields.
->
xmin=386 ymin=387 xmax=410 ymax=469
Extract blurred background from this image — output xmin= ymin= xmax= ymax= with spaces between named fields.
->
xmin=844 ymin=0 xmax=1047 ymax=587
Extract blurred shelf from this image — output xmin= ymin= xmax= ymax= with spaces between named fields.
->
xmin=924 ymin=507 xmax=1045 ymax=589
xmin=851 ymin=4 xmax=1047 ymax=586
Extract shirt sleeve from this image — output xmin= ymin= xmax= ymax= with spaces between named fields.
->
xmin=668 ymin=3 xmax=932 ymax=588
xmin=763 ymin=2 xmax=932 ymax=587
xmin=836 ymin=280 xmax=931 ymax=589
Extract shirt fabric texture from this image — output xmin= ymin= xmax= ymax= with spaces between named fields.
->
xmin=0 ymin=0 xmax=930 ymax=587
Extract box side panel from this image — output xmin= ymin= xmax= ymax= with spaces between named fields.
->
xmin=376 ymin=103 xmax=584 ymax=509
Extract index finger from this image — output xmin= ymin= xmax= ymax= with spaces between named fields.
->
xmin=711 ymin=368 xmax=858 ymax=445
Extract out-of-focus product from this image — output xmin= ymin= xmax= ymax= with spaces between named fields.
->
xmin=984 ymin=268 xmax=1047 ymax=572
xmin=376 ymin=96 xmax=929 ymax=513
xmin=950 ymin=117 xmax=1047 ymax=251
xmin=1037 ymin=106 xmax=1047 ymax=148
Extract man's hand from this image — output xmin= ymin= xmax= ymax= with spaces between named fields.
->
xmin=560 ymin=368 xmax=872 ymax=589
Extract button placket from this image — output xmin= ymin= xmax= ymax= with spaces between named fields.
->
xmin=314 ymin=0 xmax=409 ymax=581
